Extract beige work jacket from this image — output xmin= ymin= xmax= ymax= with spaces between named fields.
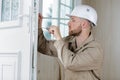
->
xmin=38 ymin=28 xmax=103 ymax=80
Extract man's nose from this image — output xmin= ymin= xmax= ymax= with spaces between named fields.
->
xmin=68 ymin=21 xmax=71 ymax=26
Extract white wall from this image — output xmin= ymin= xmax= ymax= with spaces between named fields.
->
xmin=83 ymin=0 xmax=120 ymax=80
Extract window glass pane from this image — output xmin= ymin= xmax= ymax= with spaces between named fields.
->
xmin=42 ymin=19 xmax=58 ymax=28
xmin=0 ymin=0 xmax=19 ymax=22
xmin=42 ymin=0 xmax=73 ymax=39
xmin=42 ymin=19 xmax=58 ymax=40
xmin=42 ymin=0 xmax=59 ymax=18
xmin=42 ymin=19 xmax=52 ymax=40
xmin=1 ymin=0 xmax=11 ymax=21
xmin=60 ymin=5 xmax=71 ymax=18
xmin=11 ymin=0 xmax=19 ymax=20
xmin=61 ymin=0 xmax=65 ymax=3
xmin=66 ymin=0 xmax=71 ymax=6
xmin=43 ymin=30 xmax=51 ymax=40
xmin=42 ymin=0 xmax=73 ymax=18
xmin=60 ymin=20 xmax=69 ymax=37
xmin=61 ymin=0 xmax=71 ymax=6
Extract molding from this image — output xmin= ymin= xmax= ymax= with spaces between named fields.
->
xmin=0 ymin=0 xmax=2 ymax=21
xmin=0 ymin=20 xmax=20 ymax=29
xmin=0 ymin=51 xmax=21 ymax=80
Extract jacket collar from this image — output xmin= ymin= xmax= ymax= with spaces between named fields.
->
xmin=68 ymin=33 xmax=95 ymax=50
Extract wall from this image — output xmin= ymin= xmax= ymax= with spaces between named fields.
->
xmin=83 ymin=0 xmax=120 ymax=80
xmin=37 ymin=53 xmax=64 ymax=80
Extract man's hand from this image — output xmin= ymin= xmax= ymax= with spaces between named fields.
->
xmin=48 ymin=25 xmax=62 ymax=40
xmin=38 ymin=13 xmax=43 ymax=28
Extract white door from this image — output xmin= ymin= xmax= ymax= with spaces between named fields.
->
xmin=0 ymin=0 xmax=38 ymax=80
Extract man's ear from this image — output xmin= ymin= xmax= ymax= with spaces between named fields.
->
xmin=81 ymin=20 xmax=87 ymax=29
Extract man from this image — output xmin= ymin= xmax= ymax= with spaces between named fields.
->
xmin=38 ymin=5 xmax=103 ymax=80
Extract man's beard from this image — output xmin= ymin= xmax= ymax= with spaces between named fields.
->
xmin=69 ymin=30 xmax=81 ymax=36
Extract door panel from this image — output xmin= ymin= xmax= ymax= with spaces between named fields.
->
xmin=0 ymin=0 xmax=37 ymax=80
xmin=0 ymin=52 xmax=21 ymax=80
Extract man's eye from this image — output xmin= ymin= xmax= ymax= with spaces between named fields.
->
xmin=72 ymin=20 xmax=75 ymax=22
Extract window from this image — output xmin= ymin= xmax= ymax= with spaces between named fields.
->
xmin=0 ymin=0 xmax=19 ymax=22
xmin=41 ymin=0 xmax=74 ymax=40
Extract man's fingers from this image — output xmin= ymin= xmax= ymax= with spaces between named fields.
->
xmin=38 ymin=13 xmax=43 ymax=28
xmin=38 ymin=13 xmax=43 ymax=19
xmin=48 ymin=29 xmax=54 ymax=34
xmin=49 ymin=30 xmax=54 ymax=34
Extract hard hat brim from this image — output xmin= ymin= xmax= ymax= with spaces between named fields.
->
xmin=66 ymin=14 xmax=72 ymax=17
xmin=66 ymin=14 xmax=80 ymax=18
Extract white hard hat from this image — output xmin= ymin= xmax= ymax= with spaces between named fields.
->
xmin=66 ymin=5 xmax=97 ymax=26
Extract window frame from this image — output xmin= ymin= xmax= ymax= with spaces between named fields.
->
xmin=41 ymin=0 xmax=74 ymax=26
xmin=39 ymin=0 xmax=76 ymax=39
xmin=0 ymin=0 xmax=20 ymax=22
xmin=0 ymin=0 xmax=22 ymax=29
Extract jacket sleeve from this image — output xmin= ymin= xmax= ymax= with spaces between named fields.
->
xmin=54 ymin=40 xmax=103 ymax=71
xmin=37 ymin=28 xmax=57 ymax=57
